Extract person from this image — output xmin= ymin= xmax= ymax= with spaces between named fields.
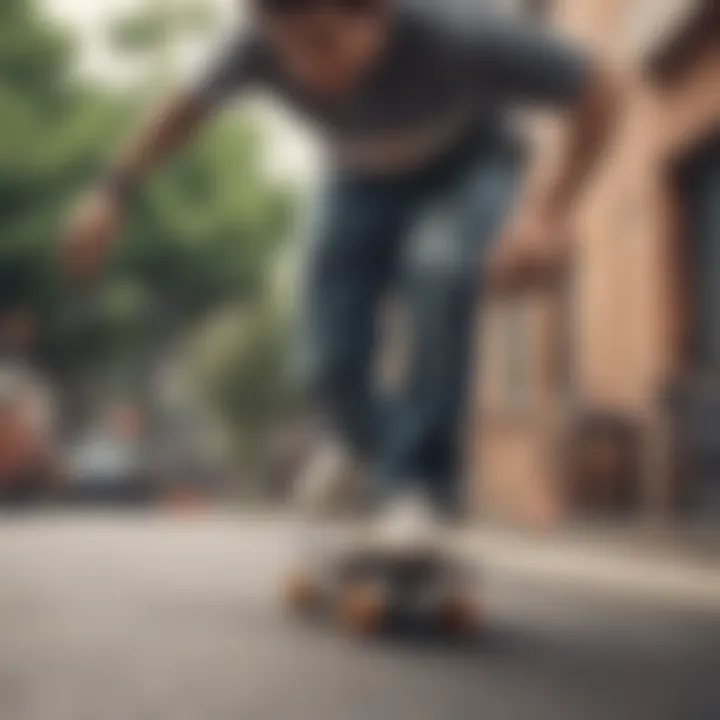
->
xmin=0 ymin=363 xmax=57 ymax=507
xmin=64 ymin=0 xmax=621 ymax=538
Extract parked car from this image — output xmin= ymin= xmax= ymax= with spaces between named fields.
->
xmin=66 ymin=433 xmax=156 ymax=504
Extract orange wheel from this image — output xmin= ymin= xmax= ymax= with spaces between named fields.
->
xmin=336 ymin=582 xmax=387 ymax=636
xmin=438 ymin=592 xmax=479 ymax=636
xmin=283 ymin=568 xmax=320 ymax=614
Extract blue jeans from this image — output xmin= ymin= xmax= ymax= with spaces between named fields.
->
xmin=299 ymin=141 xmax=519 ymax=507
xmin=685 ymin=139 xmax=720 ymax=369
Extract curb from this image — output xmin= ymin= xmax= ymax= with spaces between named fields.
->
xmin=461 ymin=529 xmax=720 ymax=610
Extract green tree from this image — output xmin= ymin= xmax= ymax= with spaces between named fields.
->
xmin=0 ymin=0 xmax=298 ymax=461
xmin=0 ymin=1 xmax=121 ymax=320
xmin=101 ymin=0 xmax=297 ymax=446
xmin=202 ymin=305 xmax=299 ymax=452
xmin=105 ymin=0 xmax=293 ymax=327
xmin=0 ymin=0 xmax=292 ymax=361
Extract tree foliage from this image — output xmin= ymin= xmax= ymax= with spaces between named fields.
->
xmin=109 ymin=0 xmax=218 ymax=56
xmin=0 ymin=0 xmax=294 ymax=383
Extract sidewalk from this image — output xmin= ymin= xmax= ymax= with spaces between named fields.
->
xmin=463 ymin=522 xmax=720 ymax=610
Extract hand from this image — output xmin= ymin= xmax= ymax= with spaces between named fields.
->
xmin=489 ymin=202 xmax=571 ymax=291
xmin=62 ymin=186 xmax=125 ymax=281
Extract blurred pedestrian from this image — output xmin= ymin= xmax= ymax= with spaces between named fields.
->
xmin=0 ymin=364 xmax=58 ymax=507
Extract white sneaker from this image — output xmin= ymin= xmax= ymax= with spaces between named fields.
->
xmin=292 ymin=441 xmax=364 ymax=518
xmin=372 ymin=488 xmax=445 ymax=554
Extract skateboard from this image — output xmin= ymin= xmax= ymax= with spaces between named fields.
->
xmin=282 ymin=525 xmax=480 ymax=637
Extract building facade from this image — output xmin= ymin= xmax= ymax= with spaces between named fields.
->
xmin=470 ymin=0 xmax=720 ymax=524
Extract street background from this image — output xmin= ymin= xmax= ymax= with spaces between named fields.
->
xmin=1 ymin=1 xmax=719 ymax=718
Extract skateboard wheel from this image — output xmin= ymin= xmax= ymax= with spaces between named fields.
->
xmin=438 ymin=593 xmax=478 ymax=636
xmin=283 ymin=568 xmax=320 ymax=614
xmin=337 ymin=582 xmax=387 ymax=636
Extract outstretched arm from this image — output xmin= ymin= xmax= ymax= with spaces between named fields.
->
xmin=466 ymin=19 xmax=625 ymax=285
xmin=521 ymin=63 xmax=622 ymax=222
xmin=62 ymin=33 xmax=258 ymax=280
xmin=62 ymin=92 xmax=215 ymax=281
xmin=492 ymin=62 xmax=624 ymax=285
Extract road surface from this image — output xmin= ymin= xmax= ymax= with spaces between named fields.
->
xmin=0 ymin=513 xmax=718 ymax=720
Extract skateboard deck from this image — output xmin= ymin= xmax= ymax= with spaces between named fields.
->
xmin=283 ymin=524 xmax=480 ymax=637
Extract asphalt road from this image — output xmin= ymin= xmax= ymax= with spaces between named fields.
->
xmin=1 ymin=513 xmax=719 ymax=720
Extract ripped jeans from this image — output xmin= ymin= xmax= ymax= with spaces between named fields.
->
xmin=298 ymin=139 xmax=519 ymax=507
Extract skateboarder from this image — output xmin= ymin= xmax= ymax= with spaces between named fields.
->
xmin=64 ymin=0 xmax=621 ymax=539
